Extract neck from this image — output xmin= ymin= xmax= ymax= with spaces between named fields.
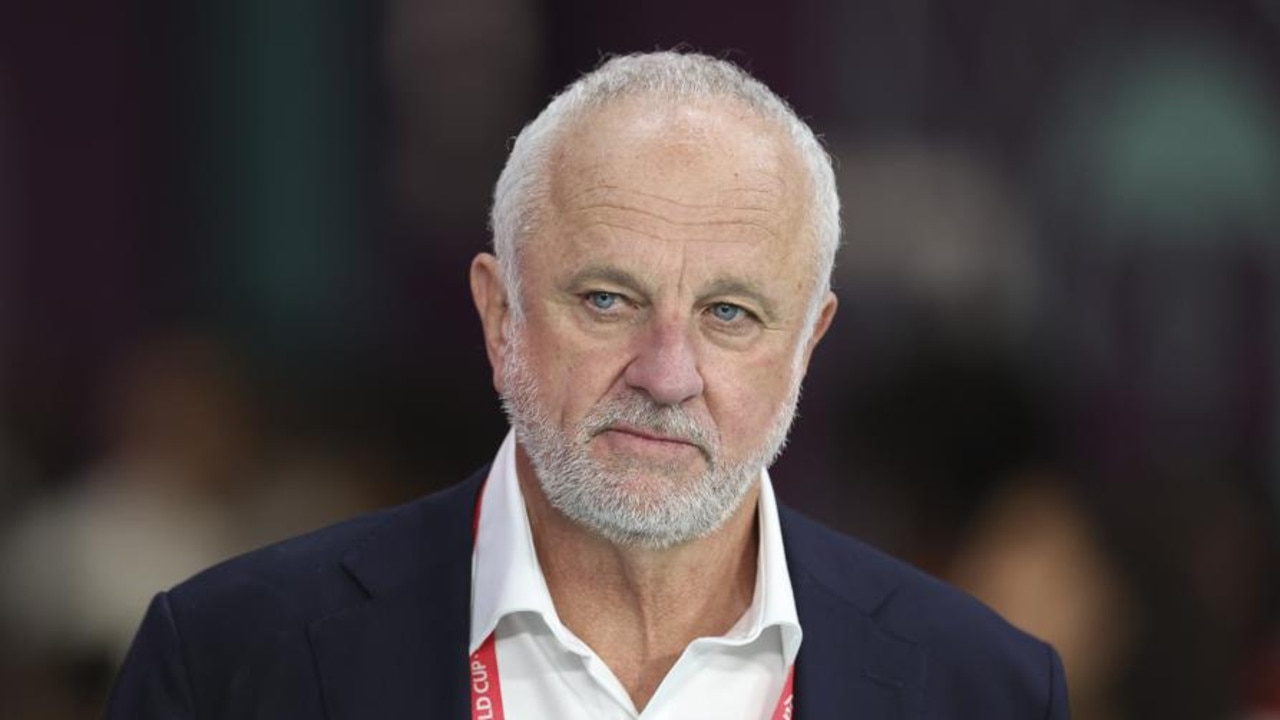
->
xmin=516 ymin=446 xmax=760 ymax=710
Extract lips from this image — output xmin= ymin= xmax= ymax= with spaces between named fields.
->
xmin=595 ymin=423 xmax=712 ymax=462
xmin=605 ymin=424 xmax=697 ymax=447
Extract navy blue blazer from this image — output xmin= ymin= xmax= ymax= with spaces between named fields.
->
xmin=106 ymin=468 xmax=1069 ymax=719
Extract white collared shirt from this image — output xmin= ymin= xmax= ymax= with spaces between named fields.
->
xmin=470 ymin=430 xmax=802 ymax=720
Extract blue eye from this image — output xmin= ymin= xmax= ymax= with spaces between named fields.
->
xmin=710 ymin=303 xmax=744 ymax=322
xmin=588 ymin=292 xmax=619 ymax=310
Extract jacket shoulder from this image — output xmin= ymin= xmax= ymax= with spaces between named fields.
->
xmin=781 ymin=506 xmax=1068 ymax=716
xmin=168 ymin=471 xmax=482 ymax=625
xmin=781 ymin=505 xmax=1037 ymax=643
xmin=109 ymin=473 xmax=484 ymax=719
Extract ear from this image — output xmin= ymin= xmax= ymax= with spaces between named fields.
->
xmin=470 ymin=253 xmax=512 ymax=393
xmin=799 ymin=291 xmax=838 ymax=372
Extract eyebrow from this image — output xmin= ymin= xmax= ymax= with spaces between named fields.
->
xmin=563 ymin=265 xmax=648 ymax=294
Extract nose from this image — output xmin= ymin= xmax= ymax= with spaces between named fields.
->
xmin=623 ymin=319 xmax=704 ymax=406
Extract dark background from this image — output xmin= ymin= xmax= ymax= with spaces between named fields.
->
xmin=1 ymin=0 xmax=1278 ymax=717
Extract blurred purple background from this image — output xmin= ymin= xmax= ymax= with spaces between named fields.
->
xmin=1 ymin=0 xmax=1278 ymax=718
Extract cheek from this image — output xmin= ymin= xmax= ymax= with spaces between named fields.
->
xmin=525 ymin=331 xmax=634 ymax=420
xmin=704 ymin=349 xmax=799 ymax=437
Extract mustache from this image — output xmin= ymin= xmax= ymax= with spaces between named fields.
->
xmin=582 ymin=394 xmax=717 ymax=459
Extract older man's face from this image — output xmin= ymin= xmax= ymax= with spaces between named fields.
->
xmin=475 ymin=97 xmax=836 ymax=546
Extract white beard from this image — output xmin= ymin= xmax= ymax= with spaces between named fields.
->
xmin=499 ymin=327 xmax=802 ymax=549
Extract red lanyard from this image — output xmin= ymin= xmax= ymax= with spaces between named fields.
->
xmin=469 ymin=635 xmax=507 ymax=720
xmin=470 ymin=482 xmax=796 ymax=719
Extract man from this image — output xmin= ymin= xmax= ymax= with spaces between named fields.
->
xmin=106 ymin=52 xmax=1069 ymax=719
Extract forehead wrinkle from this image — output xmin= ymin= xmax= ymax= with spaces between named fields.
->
xmin=546 ymin=184 xmax=787 ymax=252
xmin=562 ymin=187 xmax=785 ymax=242
xmin=563 ymin=181 xmax=785 ymax=213
xmin=569 ymin=218 xmax=780 ymax=246
xmin=571 ymin=193 xmax=778 ymax=216
xmin=573 ymin=204 xmax=780 ymax=232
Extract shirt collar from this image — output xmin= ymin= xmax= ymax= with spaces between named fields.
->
xmin=469 ymin=429 xmax=802 ymax=665
xmin=470 ymin=430 xmax=560 ymax=654
xmin=739 ymin=462 xmax=803 ymax=665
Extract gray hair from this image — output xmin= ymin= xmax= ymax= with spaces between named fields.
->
xmin=489 ymin=51 xmax=840 ymax=328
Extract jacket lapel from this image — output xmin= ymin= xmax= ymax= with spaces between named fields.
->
xmin=782 ymin=508 xmax=926 ymax=720
xmin=308 ymin=471 xmax=487 ymax=720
